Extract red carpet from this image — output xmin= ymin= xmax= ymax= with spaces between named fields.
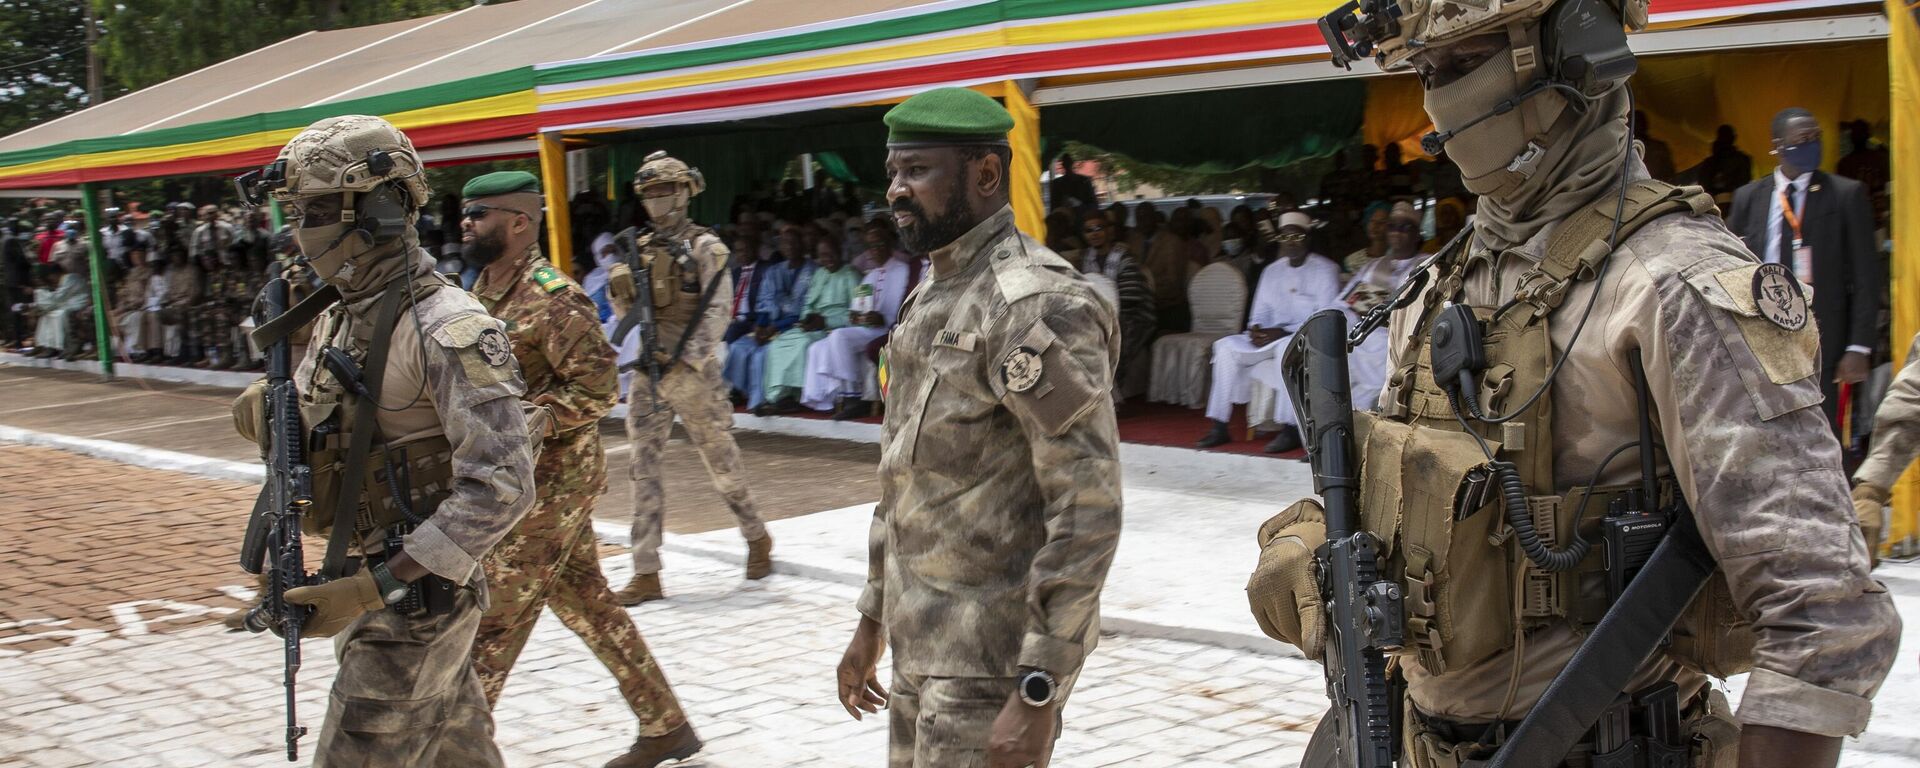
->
xmin=735 ymin=399 xmax=1302 ymax=460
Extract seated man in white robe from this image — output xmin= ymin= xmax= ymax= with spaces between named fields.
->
xmin=1194 ymin=211 xmax=1341 ymax=453
xmin=800 ymin=247 xmax=915 ymax=419
xmin=1341 ymin=201 xmax=1428 ymax=410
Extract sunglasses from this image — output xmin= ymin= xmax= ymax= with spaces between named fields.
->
xmin=464 ymin=203 xmax=529 ymax=221
xmin=1277 ymin=232 xmax=1308 ymax=243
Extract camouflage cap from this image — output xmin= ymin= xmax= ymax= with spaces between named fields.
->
xmin=271 ymin=115 xmax=430 ymax=206
xmin=461 ymin=171 xmax=540 ymax=199
xmin=633 ymin=151 xmax=705 ymax=196
xmin=884 ymin=87 xmax=1013 ymax=147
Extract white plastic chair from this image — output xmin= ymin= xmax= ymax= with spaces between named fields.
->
xmin=1148 ymin=262 xmax=1247 ymax=408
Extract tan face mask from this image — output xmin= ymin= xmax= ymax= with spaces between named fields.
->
xmin=1421 ymin=43 xmax=1568 ymax=198
xmin=643 ymin=187 xmax=690 ymax=230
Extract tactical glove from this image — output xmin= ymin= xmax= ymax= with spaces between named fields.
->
xmin=1247 ymin=499 xmax=1327 ymax=660
xmin=1853 ymin=483 xmax=1888 ymax=569
xmin=284 ymin=568 xmax=385 ymax=638
xmin=607 ymin=263 xmax=635 ymax=304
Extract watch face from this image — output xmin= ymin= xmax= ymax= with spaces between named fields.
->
xmin=1020 ymin=671 xmax=1054 ymax=706
xmin=383 ymin=586 xmax=411 ymax=605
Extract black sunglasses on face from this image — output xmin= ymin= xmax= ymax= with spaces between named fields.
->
xmin=464 ymin=203 xmax=528 ymax=221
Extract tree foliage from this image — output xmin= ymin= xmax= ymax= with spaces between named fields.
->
xmin=0 ymin=1 xmax=92 ymax=136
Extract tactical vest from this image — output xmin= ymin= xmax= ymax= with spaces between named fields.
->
xmin=645 ymin=225 xmax=709 ymax=330
xmin=1359 ymin=181 xmax=1753 ymax=678
xmin=281 ymin=274 xmax=458 ymax=560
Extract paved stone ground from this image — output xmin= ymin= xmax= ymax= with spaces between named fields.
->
xmin=0 ymin=521 xmax=1326 ymax=767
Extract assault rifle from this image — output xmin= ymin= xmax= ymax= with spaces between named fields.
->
xmin=608 ymin=226 xmax=678 ymax=412
xmin=237 ymin=276 xmax=318 ymax=762
xmin=1282 ymin=309 xmax=1404 ymax=768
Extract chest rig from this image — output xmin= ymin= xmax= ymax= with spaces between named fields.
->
xmin=1358 ymin=181 xmax=1731 ymax=677
xmin=641 ymin=227 xmax=704 ymax=314
xmin=292 ymin=274 xmax=457 ymax=577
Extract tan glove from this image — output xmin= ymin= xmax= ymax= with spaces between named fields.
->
xmin=607 ymin=262 xmax=635 ymax=304
xmin=232 ymin=378 xmax=268 ymax=451
xmin=1853 ymin=483 xmax=1888 ymax=569
xmin=1247 ymin=499 xmax=1328 ymax=659
xmin=284 ymin=568 xmax=385 ymax=638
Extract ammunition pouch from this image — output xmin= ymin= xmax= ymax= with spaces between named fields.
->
xmin=304 ymin=432 xmax=455 ymax=541
xmin=1403 ymin=686 xmax=1737 ymax=768
xmin=648 ymin=247 xmax=678 ymax=311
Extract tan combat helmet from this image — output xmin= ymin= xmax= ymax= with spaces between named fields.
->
xmin=632 ymin=151 xmax=705 ymax=196
xmin=264 ymin=115 xmax=430 ymax=207
xmin=1321 ymin=0 xmax=1647 ymax=71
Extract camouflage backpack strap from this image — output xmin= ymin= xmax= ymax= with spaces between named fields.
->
xmin=1512 ymin=180 xmax=1718 ymax=317
xmin=318 ymin=275 xmax=409 ymax=579
xmin=249 ymin=282 xmax=340 ymax=349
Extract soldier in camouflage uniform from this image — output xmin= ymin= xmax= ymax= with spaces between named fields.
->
xmin=1249 ymin=2 xmax=1899 ymax=766
xmin=235 ymin=115 xmax=537 ymax=767
xmin=195 ymin=245 xmax=255 ymax=369
xmin=1851 ymin=331 xmax=1920 ymax=566
xmin=606 ymin=151 xmax=772 ymax=605
xmin=834 ymin=88 xmax=1123 ymax=768
xmin=457 ymin=172 xmax=701 ymax=768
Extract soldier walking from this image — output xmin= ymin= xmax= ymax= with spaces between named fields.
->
xmin=235 ymin=115 xmax=537 ymax=767
xmin=606 ymin=152 xmax=773 ymax=605
xmin=834 ymin=88 xmax=1124 ymax=768
xmin=457 ymin=171 xmax=702 ymax=767
xmin=1249 ymin=1 xmax=1900 ymax=765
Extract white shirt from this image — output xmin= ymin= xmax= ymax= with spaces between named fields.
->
xmin=1763 ymin=167 xmax=1812 ymax=266
xmin=859 ymin=258 xmax=914 ymax=327
xmin=1248 ymin=252 xmax=1342 ymax=332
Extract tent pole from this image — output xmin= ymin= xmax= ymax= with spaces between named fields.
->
xmin=1887 ymin=0 xmax=1917 ymax=555
xmin=538 ymin=132 xmax=574 ymax=275
xmin=78 ymin=182 xmax=115 ymax=380
xmin=1001 ymin=79 xmax=1045 ymax=239
xmin=270 ymin=199 xmax=285 ymax=230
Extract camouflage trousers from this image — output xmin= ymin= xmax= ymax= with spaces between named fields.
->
xmin=472 ymin=487 xmax=687 ymax=736
xmin=625 ymin=357 xmax=765 ymax=574
xmin=888 ymin=674 xmax=1069 ymax=768
xmin=312 ymin=583 xmax=504 ymax=768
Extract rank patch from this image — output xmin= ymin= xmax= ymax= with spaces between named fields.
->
xmin=1002 ymin=346 xmax=1043 ymax=393
xmin=477 ymin=327 xmax=513 ymax=367
xmin=1751 ymin=263 xmax=1808 ymax=332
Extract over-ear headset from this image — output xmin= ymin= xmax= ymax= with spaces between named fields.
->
xmin=344 ymin=181 xmax=412 ymax=245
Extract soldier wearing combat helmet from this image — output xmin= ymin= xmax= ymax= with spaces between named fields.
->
xmin=1248 ymin=0 xmax=1899 ymax=766
xmin=606 ymin=150 xmax=773 ymax=604
xmin=232 ymin=115 xmax=536 ymax=766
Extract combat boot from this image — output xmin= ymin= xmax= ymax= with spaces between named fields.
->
xmin=615 ymin=573 xmax=664 ymax=606
xmin=605 ymin=722 xmax=702 ymax=768
xmin=746 ymin=533 xmax=774 ymax=580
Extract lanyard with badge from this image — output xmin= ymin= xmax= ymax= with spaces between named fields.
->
xmin=1777 ymin=185 xmax=1812 ymax=285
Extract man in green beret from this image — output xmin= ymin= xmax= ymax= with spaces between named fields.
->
xmin=833 ymin=87 xmax=1124 ymax=768
xmin=459 ymin=171 xmax=703 ymax=767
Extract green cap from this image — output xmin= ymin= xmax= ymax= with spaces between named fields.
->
xmin=461 ymin=170 xmax=541 ymax=199
xmin=884 ymin=87 xmax=1013 ymax=147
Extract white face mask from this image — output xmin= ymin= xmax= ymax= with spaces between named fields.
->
xmin=1221 ymin=239 xmax=1245 ymax=256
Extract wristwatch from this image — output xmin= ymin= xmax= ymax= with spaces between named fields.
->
xmin=369 ymin=561 xmax=411 ymax=606
xmin=1018 ymin=668 xmax=1058 ymax=708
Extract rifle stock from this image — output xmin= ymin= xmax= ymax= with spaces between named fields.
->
xmin=1284 ymin=309 xmax=1403 ymax=768
xmin=608 ymin=227 xmax=666 ymax=410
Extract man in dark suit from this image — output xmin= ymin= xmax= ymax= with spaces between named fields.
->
xmin=1729 ymin=107 xmax=1882 ymax=434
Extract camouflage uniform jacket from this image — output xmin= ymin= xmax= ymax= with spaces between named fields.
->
xmin=472 ymin=246 xmax=618 ymax=493
xmin=295 ymin=252 xmax=537 ymax=587
xmin=1385 ymin=175 xmax=1899 ymax=736
xmin=859 ymin=205 xmax=1123 ymax=681
xmin=609 ymin=222 xmax=732 ymax=367
xmin=1857 ymin=332 xmax=1920 ymax=489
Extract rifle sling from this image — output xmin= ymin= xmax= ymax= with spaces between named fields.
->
xmin=250 ymin=282 xmax=340 ymax=349
xmin=1474 ymin=513 xmax=1715 ymax=768
xmin=318 ymin=277 xmax=408 ymax=579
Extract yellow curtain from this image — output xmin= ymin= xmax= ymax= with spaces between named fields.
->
xmin=537 ymin=132 xmax=573 ymax=275
xmin=1363 ymin=74 xmax=1438 ymax=163
xmin=1890 ymin=0 xmax=1918 ymax=555
xmin=1360 ymin=43 xmax=1891 ymax=174
xmin=1000 ymin=80 xmax=1046 ymax=238
xmin=1632 ymin=43 xmax=1890 ymax=174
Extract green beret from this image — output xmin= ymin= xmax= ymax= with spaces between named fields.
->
xmin=884 ymin=87 xmax=1013 ymax=147
xmin=461 ymin=171 xmax=540 ymax=199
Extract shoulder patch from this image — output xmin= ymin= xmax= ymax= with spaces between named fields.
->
xmin=428 ymin=312 xmax=504 ymax=349
xmin=1687 ymin=264 xmax=1819 ymax=388
xmin=532 ymin=265 xmax=568 ymax=294
xmin=1747 ymin=263 xmax=1808 ymax=332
